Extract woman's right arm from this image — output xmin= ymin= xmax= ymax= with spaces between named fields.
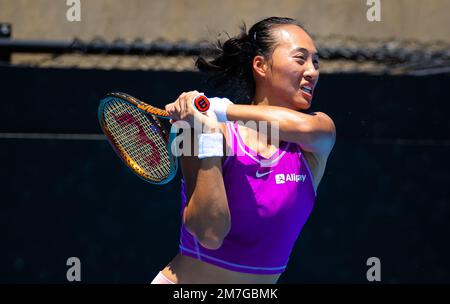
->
xmin=166 ymin=91 xmax=230 ymax=250
xmin=179 ymin=127 xmax=230 ymax=250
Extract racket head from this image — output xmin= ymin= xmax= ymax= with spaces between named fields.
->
xmin=98 ymin=92 xmax=177 ymax=184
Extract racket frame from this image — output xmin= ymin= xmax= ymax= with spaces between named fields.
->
xmin=98 ymin=92 xmax=178 ymax=184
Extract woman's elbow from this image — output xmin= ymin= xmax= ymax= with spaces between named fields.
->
xmin=198 ymin=235 xmax=225 ymax=250
xmin=188 ymin=224 xmax=230 ymax=250
xmin=184 ymin=207 xmax=231 ymax=250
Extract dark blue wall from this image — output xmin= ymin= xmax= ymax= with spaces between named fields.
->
xmin=1 ymin=66 xmax=449 ymax=283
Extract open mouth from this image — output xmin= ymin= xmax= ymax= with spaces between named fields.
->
xmin=301 ymin=86 xmax=312 ymax=94
xmin=300 ymin=85 xmax=313 ymax=99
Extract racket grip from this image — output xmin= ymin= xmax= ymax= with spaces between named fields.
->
xmin=193 ymin=95 xmax=210 ymax=113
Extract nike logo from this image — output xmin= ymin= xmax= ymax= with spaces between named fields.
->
xmin=256 ymin=170 xmax=274 ymax=178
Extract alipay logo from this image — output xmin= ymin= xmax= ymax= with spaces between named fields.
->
xmin=275 ymin=174 xmax=286 ymax=184
xmin=275 ymin=173 xmax=306 ymax=184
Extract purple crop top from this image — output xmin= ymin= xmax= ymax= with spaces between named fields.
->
xmin=179 ymin=121 xmax=317 ymax=275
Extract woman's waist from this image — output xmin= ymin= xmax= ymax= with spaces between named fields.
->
xmin=180 ymin=225 xmax=292 ymax=272
xmin=162 ymin=253 xmax=281 ymax=284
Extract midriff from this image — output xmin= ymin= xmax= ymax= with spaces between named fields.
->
xmin=161 ymin=254 xmax=281 ymax=284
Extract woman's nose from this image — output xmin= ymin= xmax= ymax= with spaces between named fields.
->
xmin=303 ymin=62 xmax=319 ymax=79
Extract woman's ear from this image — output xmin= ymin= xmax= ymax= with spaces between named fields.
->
xmin=253 ymin=55 xmax=269 ymax=78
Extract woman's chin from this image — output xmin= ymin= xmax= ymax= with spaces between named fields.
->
xmin=293 ymin=97 xmax=312 ymax=111
xmin=292 ymin=91 xmax=313 ymax=109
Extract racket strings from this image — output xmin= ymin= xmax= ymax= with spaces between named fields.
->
xmin=103 ymin=100 xmax=173 ymax=181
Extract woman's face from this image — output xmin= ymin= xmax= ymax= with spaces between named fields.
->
xmin=262 ymin=25 xmax=320 ymax=110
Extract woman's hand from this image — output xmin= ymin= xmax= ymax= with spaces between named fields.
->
xmin=165 ymin=91 xmax=219 ymax=133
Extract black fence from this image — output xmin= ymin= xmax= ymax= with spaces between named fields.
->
xmin=1 ymin=65 xmax=449 ymax=283
xmin=1 ymin=26 xmax=450 ymax=75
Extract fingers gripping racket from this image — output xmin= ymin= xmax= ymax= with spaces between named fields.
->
xmin=98 ymin=92 xmax=210 ymax=184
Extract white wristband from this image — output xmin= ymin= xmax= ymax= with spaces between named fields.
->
xmin=198 ymin=133 xmax=224 ymax=159
xmin=207 ymin=97 xmax=232 ymax=123
xmin=191 ymin=96 xmax=231 ymax=123
xmin=214 ymin=100 xmax=230 ymax=123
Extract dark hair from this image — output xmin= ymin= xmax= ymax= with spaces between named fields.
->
xmin=196 ymin=17 xmax=306 ymax=102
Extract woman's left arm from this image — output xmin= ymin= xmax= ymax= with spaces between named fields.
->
xmin=225 ymin=104 xmax=336 ymax=155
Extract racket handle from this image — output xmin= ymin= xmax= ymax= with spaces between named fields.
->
xmin=193 ymin=95 xmax=210 ymax=113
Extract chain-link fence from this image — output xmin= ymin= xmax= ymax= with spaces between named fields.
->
xmin=1 ymin=34 xmax=449 ymax=75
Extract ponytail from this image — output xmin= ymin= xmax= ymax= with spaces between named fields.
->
xmin=196 ymin=25 xmax=256 ymax=102
xmin=196 ymin=17 xmax=306 ymax=103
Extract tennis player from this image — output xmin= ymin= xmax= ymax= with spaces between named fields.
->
xmin=152 ymin=17 xmax=336 ymax=284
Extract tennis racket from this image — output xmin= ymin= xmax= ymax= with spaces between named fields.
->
xmin=98 ymin=92 xmax=210 ymax=184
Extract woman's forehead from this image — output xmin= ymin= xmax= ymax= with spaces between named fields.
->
xmin=272 ymin=25 xmax=317 ymax=54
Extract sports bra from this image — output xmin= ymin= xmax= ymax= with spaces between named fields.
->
xmin=179 ymin=121 xmax=316 ymax=274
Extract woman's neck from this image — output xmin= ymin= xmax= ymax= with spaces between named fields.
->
xmin=252 ymin=90 xmax=296 ymax=110
xmin=252 ymin=98 xmax=297 ymax=112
